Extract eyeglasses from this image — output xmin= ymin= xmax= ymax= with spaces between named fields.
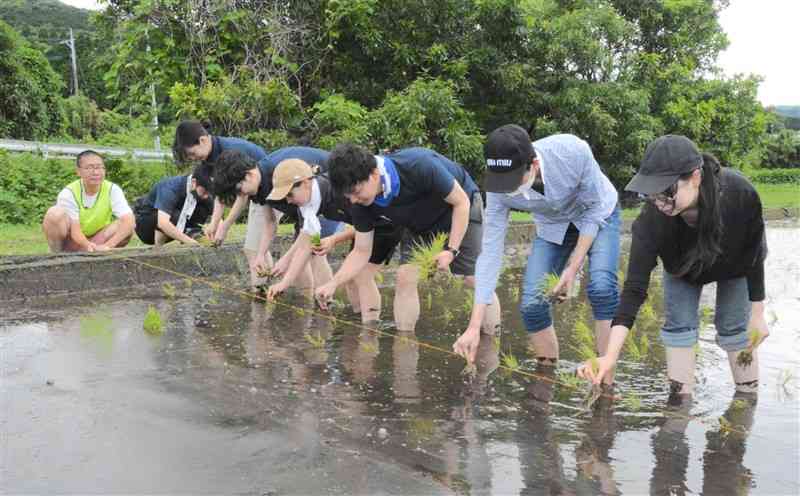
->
xmin=639 ymin=181 xmax=679 ymax=208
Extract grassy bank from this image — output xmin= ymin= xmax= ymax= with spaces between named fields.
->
xmin=2 ymin=183 xmax=797 ymax=256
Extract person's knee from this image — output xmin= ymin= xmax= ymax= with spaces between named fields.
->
xmin=520 ymin=300 xmax=552 ymax=333
xmin=395 ymin=265 xmax=418 ymax=293
xmin=42 ymin=206 xmax=68 ymax=229
xmin=587 ymin=273 xmax=619 ymax=320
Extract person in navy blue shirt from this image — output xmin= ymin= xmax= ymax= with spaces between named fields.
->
xmin=263 ymin=158 xmax=403 ymax=324
xmin=213 ymin=147 xmax=342 ymax=292
xmin=173 ymin=120 xmax=272 ymax=285
xmin=315 ymin=144 xmax=499 ymax=334
xmin=133 ymin=163 xmax=214 ymax=246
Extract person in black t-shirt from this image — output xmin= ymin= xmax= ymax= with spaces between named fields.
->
xmin=133 ymin=163 xmax=214 ymax=246
xmin=578 ymin=135 xmax=769 ymax=399
xmin=212 ymin=148 xmax=342 ymax=291
xmin=315 ymin=144 xmax=499 ymax=334
xmin=264 ymin=159 xmax=403 ymax=323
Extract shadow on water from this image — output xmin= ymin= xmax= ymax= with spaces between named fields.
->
xmin=2 ymin=223 xmax=799 ymax=494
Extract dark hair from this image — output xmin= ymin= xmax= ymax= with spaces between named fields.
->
xmin=328 ymin=143 xmax=377 ymax=194
xmin=676 ymin=152 xmax=723 ymax=277
xmin=173 ymin=120 xmax=211 ymax=163
xmin=212 ymin=150 xmax=258 ymax=205
xmin=76 ymin=149 xmax=103 ymax=168
xmin=192 ymin=162 xmax=214 ymax=192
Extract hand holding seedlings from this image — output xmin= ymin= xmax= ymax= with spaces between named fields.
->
xmin=409 ymin=233 xmax=448 ymax=280
xmin=550 ymin=264 xmax=580 ymax=302
xmin=266 ymin=282 xmax=288 ymax=301
xmin=736 ymin=329 xmax=765 ymax=367
xmin=539 ymin=273 xmax=567 ymax=303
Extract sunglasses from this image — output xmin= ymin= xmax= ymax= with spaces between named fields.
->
xmin=639 ymin=181 xmax=679 ymax=208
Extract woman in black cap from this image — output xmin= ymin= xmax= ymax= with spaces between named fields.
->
xmin=579 ymin=135 xmax=769 ymax=399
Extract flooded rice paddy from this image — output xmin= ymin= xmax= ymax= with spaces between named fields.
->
xmin=2 ymin=222 xmax=799 ymax=495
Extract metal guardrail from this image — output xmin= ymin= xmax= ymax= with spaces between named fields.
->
xmin=0 ymin=138 xmax=171 ymax=162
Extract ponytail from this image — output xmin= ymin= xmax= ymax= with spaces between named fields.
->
xmin=676 ymin=152 xmax=723 ymax=277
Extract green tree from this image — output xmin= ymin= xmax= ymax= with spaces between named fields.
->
xmin=0 ymin=19 xmax=65 ymax=139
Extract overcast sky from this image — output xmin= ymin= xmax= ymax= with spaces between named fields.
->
xmin=62 ymin=0 xmax=797 ymax=105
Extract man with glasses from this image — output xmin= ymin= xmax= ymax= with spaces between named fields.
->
xmin=42 ymin=150 xmax=135 ymax=252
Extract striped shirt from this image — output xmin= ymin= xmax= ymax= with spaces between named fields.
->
xmin=474 ymin=134 xmax=618 ymax=304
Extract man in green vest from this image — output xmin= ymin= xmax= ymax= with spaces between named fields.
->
xmin=42 ymin=150 xmax=135 ymax=252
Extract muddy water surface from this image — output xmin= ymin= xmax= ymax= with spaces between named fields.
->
xmin=2 ymin=222 xmax=798 ymax=495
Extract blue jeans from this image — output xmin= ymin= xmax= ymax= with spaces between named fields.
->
xmin=520 ymin=207 xmax=621 ymax=333
xmin=661 ymin=273 xmax=751 ymax=351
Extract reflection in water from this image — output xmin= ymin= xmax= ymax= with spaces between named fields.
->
xmin=393 ymin=331 xmax=421 ymax=404
xmin=575 ymin=396 xmax=620 ymax=495
xmin=6 ymin=224 xmax=798 ymax=495
xmin=701 ymin=393 xmax=757 ymax=496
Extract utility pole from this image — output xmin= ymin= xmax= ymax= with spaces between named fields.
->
xmin=145 ymin=27 xmax=161 ymax=151
xmin=61 ymin=28 xmax=79 ymax=96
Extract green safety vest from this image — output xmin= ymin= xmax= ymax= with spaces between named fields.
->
xmin=67 ymin=179 xmax=113 ymax=237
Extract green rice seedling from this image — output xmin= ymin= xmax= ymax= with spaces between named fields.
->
xmin=638 ymin=300 xmax=657 ymax=328
xmin=639 ymin=333 xmax=650 ymax=357
xmin=461 ymin=361 xmax=478 ymax=379
xmin=408 ymin=232 xmax=449 ymax=281
xmin=736 ymin=329 xmax=761 ymax=367
xmin=256 ymin=266 xmax=272 ymax=279
xmin=310 ymin=233 xmax=322 ymax=248
xmin=304 ymin=333 xmax=326 ymax=348
xmin=375 ymin=271 xmax=384 ymax=285
xmin=730 ymin=399 xmax=749 ymax=412
xmin=501 ymin=352 xmax=520 ymax=372
xmin=197 ymin=235 xmax=215 ymax=248
xmin=462 ymin=293 xmax=473 ymax=313
xmin=143 ymin=306 xmax=163 ymax=335
xmin=617 ymin=269 xmax=625 ymax=288
xmin=510 ymin=285 xmax=520 ymax=300
xmin=426 ymin=292 xmax=433 ymax=309
xmin=718 ymin=416 xmax=734 ymax=440
xmin=442 ymin=308 xmax=453 ymax=323
xmin=493 ymin=335 xmax=501 ymax=351
xmin=621 ymin=394 xmax=642 ymax=412
xmin=162 ymin=282 xmax=176 ymax=299
xmin=208 ymin=296 xmax=219 ymax=305
xmin=625 ymin=329 xmax=643 ymax=361
xmin=359 ymin=342 xmax=377 ymax=354
xmin=295 ymin=307 xmax=305 ymax=317
xmin=557 ymin=370 xmax=583 ymax=390
xmin=699 ymin=306 xmax=713 ymax=329
xmin=538 ymin=272 xmax=561 ymax=301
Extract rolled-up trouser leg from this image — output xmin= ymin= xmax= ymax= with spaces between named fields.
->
xmin=519 ymin=234 xmax=572 ymax=356
xmin=661 ymin=273 xmax=702 ymax=396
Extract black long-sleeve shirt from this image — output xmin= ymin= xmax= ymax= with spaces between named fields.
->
xmin=612 ymin=168 xmax=767 ymax=329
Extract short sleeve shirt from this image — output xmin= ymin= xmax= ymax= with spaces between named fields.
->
xmin=252 ymin=147 xmax=331 ymax=214
xmin=350 ymin=147 xmax=479 ymax=233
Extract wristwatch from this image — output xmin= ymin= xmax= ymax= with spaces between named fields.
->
xmin=446 ymin=246 xmax=461 ymax=258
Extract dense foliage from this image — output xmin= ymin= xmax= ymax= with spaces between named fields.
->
xmin=0 ymin=19 xmax=66 ymax=139
xmin=1 ymin=0 xmax=798 ymax=185
xmin=0 ymin=150 xmax=174 ymax=224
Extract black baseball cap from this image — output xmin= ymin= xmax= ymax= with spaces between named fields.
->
xmin=483 ymin=124 xmax=535 ymax=193
xmin=626 ymin=135 xmax=703 ymax=195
